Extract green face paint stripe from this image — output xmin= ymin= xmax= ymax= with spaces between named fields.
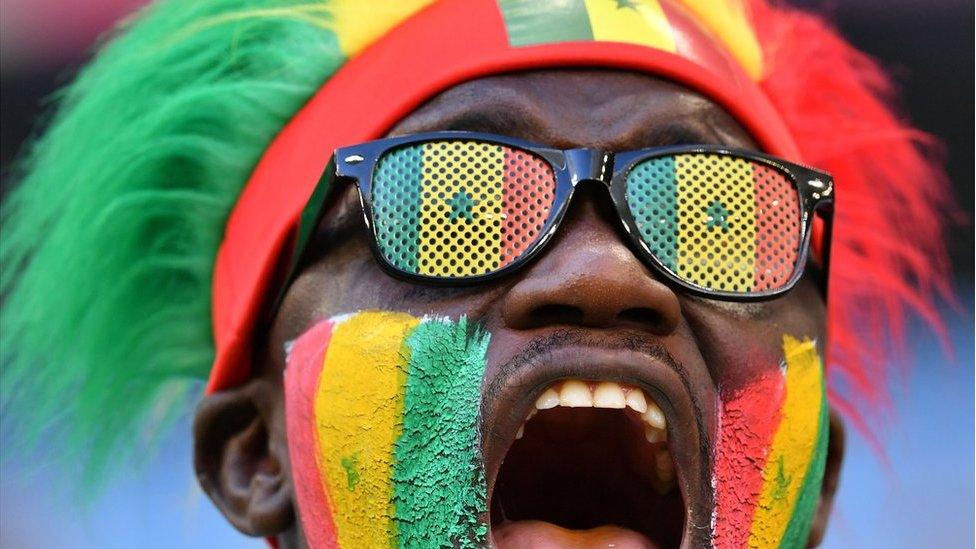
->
xmin=393 ymin=317 xmax=490 ymax=548
xmin=778 ymin=391 xmax=830 ymax=548
xmin=340 ymin=452 xmax=361 ymax=491
xmin=497 ymin=0 xmax=593 ymax=46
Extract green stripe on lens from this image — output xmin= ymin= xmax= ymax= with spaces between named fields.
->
xmin=626 ymin=157 xmax=678 ymax=271
xmin=497 ymin=0 xmax=594 ymax=46
xmin=394 ymin=318 xmax=490 ymax=548
xmin=373 ymin=144 xmax=423 ymax=273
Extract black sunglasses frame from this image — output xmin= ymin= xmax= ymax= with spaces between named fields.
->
xmin=282 ymin=131 xmax=834 ymax=307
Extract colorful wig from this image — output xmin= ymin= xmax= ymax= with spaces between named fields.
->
xmin=0 ymin=0 xmax=952 ymax=488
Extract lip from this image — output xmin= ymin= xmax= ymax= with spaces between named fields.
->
xmin=480 ymin=340 xmax=717 ymax=548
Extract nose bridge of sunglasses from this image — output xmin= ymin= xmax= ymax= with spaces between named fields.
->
xmin=565 ymin=148 xmax=613 ymax=186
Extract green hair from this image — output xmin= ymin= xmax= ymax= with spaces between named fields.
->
xmin=1 ymin=0 xmax=343 ymax=491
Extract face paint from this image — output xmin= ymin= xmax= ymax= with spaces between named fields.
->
xmin=711 ymin=335 xmax=829 ymax=549
xmin=284 ymin=311 xmax=490 ymax=548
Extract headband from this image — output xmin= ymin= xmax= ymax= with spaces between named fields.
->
xmin=208 ymin=0 xmax=801 ymax=392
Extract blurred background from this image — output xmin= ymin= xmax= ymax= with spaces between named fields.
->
xmin=1 ymin=0 xmax=972 ymax=547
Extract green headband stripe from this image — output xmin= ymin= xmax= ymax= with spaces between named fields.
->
xmin=499 ymin=0 xmax=594 ymax=46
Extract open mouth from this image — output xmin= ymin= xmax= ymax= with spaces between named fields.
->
xmin=490 ymin=380 xmax=685 ymax=549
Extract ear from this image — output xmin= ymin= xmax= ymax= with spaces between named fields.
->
xmin=806 ymin=408 xmax=845 ymax=547
xmin=193 ymin=375 xmax=294 ymax=536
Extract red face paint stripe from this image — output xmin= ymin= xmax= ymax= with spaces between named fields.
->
xmin=712 ymin=370 xmax=785 ymax=548
xmin=284 ymin=319 xmax=340 ymax=549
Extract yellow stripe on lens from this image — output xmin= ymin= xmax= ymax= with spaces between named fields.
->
xmin=314 ymin=311 xmax=420 ymax=547
xmin=418 ymin=141 xmax=505 ymax=277
xmin=583 ymin=0 xmax=676 ymax=51
xmin=675 ymin=154 xmax=757 ymax=292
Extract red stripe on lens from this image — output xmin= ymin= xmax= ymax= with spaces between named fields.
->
xmin=500 ymin=148 xmax=556 ymax=268
xmin=752 ymin=164 xmax=801 ymax=291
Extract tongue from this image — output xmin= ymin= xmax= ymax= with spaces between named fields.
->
xmin=493 ymin=520 xmax=661 ymax=549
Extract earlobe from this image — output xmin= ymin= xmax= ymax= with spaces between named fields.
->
xmin=193 ymin=376 xmax=294 ymax=537
xmin=807 ymin=408 xmax=845 ymax=547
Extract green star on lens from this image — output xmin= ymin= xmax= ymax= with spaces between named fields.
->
xmin=705 ymin=199 xmax=731 ymax=231
xmin=447 ymin=190 xmax=478 ymax=222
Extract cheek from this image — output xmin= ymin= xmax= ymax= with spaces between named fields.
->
xmin=710 ymin=335 xmax=829 ymax=549
xmin=687 ymin=289 xmax=826 ymax=389
xmin=284 ymin=245 xmax=380 ymax=320
xmin=283 ymin=310 xmax=492 ymax=549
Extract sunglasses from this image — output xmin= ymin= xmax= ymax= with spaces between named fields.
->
xmin=283 ymin=131 xmax=833 ymax=304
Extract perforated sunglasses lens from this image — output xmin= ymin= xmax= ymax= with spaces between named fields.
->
xmin=370 ymin=140 xmax=557 ymax=278
xmin=624 ymin=153 xmax=802 ymax=294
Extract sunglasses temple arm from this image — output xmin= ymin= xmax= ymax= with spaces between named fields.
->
xmin=267 ymin=158 xmax=340 ymax=318
xmin=817 ymin=202 xmax=835 ymax=304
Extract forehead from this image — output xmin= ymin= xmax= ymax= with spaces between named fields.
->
xmin=388 ymin=69 xmax=758 ymax=150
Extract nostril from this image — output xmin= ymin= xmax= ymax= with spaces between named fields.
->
xmin=530 ymin=304 xmax=584 ymax=327
xmin=618 ymin=307 xmax=664 ymax=327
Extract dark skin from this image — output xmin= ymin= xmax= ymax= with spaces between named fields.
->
xmin=193 ymin=70 xmax=844 ymax=548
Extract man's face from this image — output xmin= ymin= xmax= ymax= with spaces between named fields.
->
xmin=196 ymin=69 xmax=841 ymax=548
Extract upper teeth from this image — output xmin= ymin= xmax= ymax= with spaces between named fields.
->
xmin=519 ymin=379 xmax=674 ymax=494
xmin=524 ymin=380 xmax=668 ymax=442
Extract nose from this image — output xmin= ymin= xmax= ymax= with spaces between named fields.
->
xmin=501 ymin=186 xmax=682 ymax=335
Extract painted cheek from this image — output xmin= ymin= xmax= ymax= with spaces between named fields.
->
xmin=283 ymin=311 xmax=491 ymax=549
xmin=711 ymin=335 xmax=829 ymax=549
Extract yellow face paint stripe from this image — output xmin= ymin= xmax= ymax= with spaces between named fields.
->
xmin=418 ymin=142 xmax=505 ymax=277
xmin=583 ymin=0 xmax=676 ymax=52
xmin=313 ymin=311 xmax=420 ymax=547
xmin=675 ymin=154 xmax=757 ymax=291
xmin=747 ymin=336 xmax=826 ymax=547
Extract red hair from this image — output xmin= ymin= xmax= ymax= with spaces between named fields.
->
xmin=751 ymin=1 xmax=954 ymax=434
